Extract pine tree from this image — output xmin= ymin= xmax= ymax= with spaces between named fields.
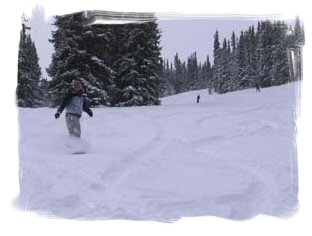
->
xmin=213 ymin=30 xmax=220 ymax=58
xmin=269 ymin=21 xmax=290 ymax=85
xmin=212 ymin=30 xmax=221 ymax=93
xmin=236 ymin=31 xmax=250 ymax=89
xmin=47 ymin=12 xmax=114 ymax=107
xmin=291 ymin=17 xmax=304 ymax=81
xmin=229 ymin=31 xmax=239 ymax=91
xmin=181 ymin=62 xmax=188 ymax=91
xmin=173 ymin=53 xmax=184 ymax=93
xmin=231 ymin=31 xmax=237 ymax=51
xmin=112 ymin=20 xmax=162 ymax=106
xmin=245 ymin=25 xmax=257 ymax=88
xmin=256 ymin=20 xmax=291 ymax=87
xmin=186 ymin=52 xmax=199 ymax=91
xmin=17 ymin=20 xmax=44 ymax=107
xmin=206 ymin=55 xmax=213 ymax=94
xmin=48 ymin=11 xmax=163 ymax=107
xmin=217 ymin=39 xmax=231 ymax=93
xmin=159 ymin=58 xmax=175 ymax=97
xmin=200 ymin=55 xmax=212 ymax=91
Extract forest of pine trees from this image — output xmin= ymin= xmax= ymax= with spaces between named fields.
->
xmin=161 ymin=18 xmax=304 ymax=96
xmin=47 ymin=12 xmax=162 ymax=107
xmin=17 ymin=14 xmax=304 ymax=107
xmin=161 ymin=52 xmax=213 ymax=96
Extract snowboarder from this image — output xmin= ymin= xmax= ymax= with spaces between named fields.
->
xmin=197 ymin=94 xmax=200 ymax=103
xmin=54 ymin=80 xmax=93 ymax=138
xmin=255 ymin=83 xmax=260 ymax=92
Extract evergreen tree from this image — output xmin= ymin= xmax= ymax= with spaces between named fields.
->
xmin=213 ymin=30 xmax=220 ymax=57
xmin=112 ymin=20 xmax=162 ymax=106
xmin=47 ymin=12 xmax=114 ymax=107
xmin=217 ymin=39 xmax=231 ymax=93
xmin=206 ymin=55 xmax=213 ymax=93
xmin=212 ymin=30 xmax=221 ymax=93
xmin=17 ymin=20 xmax=44 ymax=107
xmin=200 ymin=55 xmax=212 ymax=91
xmin=245 ymin=25 xmax=257 ymax=87
xmin=256 ymin=20 xmax=291 ymax=87
xmin=159 ymin=58 xmax=175 ymax=97
xmin=186 ymin=52 xmax=199 ymax=90
xmin=236 ymin=31 xmax=249 ymax=89
xmin=229 ymin=31 xmax=239 ymax=91
xmin=206 ymin=55 xmax=213 ymax=82
xmin=290 ymin=17 xmax=304 ymax=81
xmin=48 ymin=12 xmax=162 ymax=107
xmin=181 ymin=62 xmax=188 ymax=91
xmin=269 ymin=21 xmax=290 ymax=85
xmin=231 ymin=31 xmax=237 ymax=51
xmin=173 ymin=53 xmax=184 ymax=93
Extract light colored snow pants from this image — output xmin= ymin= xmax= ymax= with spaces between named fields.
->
xmin=66 ymin=114 xmax=81 ymax=138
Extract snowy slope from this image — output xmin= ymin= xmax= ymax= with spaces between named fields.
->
xmin=16 ymin=82 xmax=299 ymax=221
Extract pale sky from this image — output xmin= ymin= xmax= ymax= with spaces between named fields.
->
xmin=28 ymin=7 xmax=54 ymax=79
xmin=158 ymin=18 xmax=261 ymax=64
xmin=28 ymin=8 xmax=293 ymax=79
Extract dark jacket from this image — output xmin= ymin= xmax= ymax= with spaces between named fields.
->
xmin=197 ymin=95 xmax=200 ymax=103
xmin=57 ymin=89 xmax=92 ymax=118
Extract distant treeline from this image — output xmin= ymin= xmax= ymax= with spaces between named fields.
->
xmin=161 ymin=18 xmax=304 ymax=96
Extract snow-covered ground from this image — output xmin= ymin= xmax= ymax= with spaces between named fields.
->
xmin=16 ymin=82 xmax=299 ymax=222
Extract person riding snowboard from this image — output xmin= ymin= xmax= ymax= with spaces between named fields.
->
xmin=54 ymin=80 xmax=93 ymax=138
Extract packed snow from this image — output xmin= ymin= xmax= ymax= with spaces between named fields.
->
xmin=16 ymin=82 xmax=299 ymax=222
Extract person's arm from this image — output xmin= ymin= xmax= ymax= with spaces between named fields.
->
xmin=83 ymin=98 xmax=93 ymax=117
xmin=55 ymin=93 xmax=71 ymax=118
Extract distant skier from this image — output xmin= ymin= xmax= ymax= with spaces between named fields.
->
xmin=197 ymin=94 xmax=200 ymax=103
xmin=255 ymin=83 xmax=260 ymax=92
xmin=54 ymin=80 xmax=93 ymax=138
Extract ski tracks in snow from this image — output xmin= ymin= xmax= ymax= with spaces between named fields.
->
xmin=99 ymin=111 xmax=166 ymax=185
xmin=17 ymin=83 xmax=299 ymax=220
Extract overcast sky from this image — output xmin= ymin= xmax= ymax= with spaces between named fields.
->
xmin=28 ymin=8 xmax=293 ymax=79
xmin=158 ymin=17 xmax=261 ymax=64
xmin=28 ymin=7 xmax=54 ymax=79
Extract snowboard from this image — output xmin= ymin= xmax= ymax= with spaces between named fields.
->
xmin=72 ymin=151 xmax=86 ymax=155
xmin=65 ymin=137 xmax=90 ymax=155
